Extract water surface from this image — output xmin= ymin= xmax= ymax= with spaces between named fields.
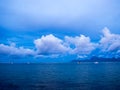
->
xmin=0 ymin=62 xmax=120 ymax=90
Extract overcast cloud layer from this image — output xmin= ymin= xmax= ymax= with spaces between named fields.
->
xmin=0 ymin=0 xmax=120 ymax=36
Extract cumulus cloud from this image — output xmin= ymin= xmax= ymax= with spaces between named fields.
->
xmin=0 ymin=43 xmax=35 ymax=56
xmin=77 ymin=55 xmax=87 ymax=59
xmin=34 ymin=34 xmax=69 ymax=55
xmin=0 ymin=27 xmax=120 ymax=60
xmin=99 ymin=27 xmax=120 ymax=52
xmin=65 ymin=35 xmax=97 ymax=55
xmin=33 ymin=34 xmax=97 ymax=58
xmin=35 ymin=54 xmax=59 ymax=58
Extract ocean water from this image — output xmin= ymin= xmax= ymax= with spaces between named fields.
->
xmin=0 ymin=62 xmax=120 ymax=90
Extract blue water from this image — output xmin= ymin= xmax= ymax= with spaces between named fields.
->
xmin=0 ymin=62 xmax=120 ymax=90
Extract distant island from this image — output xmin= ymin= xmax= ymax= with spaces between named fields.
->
xmin=71 ymin=56 xmax=120 ymax=63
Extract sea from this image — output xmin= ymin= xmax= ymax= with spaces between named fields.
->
xmin=0 ymin=62 xmax=120 ymax=90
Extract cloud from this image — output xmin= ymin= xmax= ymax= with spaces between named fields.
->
xmin=0 ymin=43 xmax=35 ymax=56
xmin=0 ymin=0 xmax=118 ymax=31
xmin=65 ymin=35 xmax=97 ymax=55
xmin=34 ymin=34 xmax=97 ymax=58
xmin=35 ymin=54 xmax=59 ymax=58
xmin=99 ymin=27 xmax=120 ymax=57
xmin=34 ymin=34 xmax=69 ymax=55
xmin=100 ymin=27 xmax=120 ymax=52
xmin=77 ymin=55 xmax=87 ymax=59
xmin=0 ymin=27 xmax=120 ymax=60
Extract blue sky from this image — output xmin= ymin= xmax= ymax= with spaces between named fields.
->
xmin=0 ymin=0 xmax=120 ymax=63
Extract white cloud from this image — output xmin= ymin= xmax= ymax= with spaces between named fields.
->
xmin=65 ymin=35 xmax=97 ymax=55
xmin=0 ymin=27 xmax=120 ymax=59
xmin=35 ymin=54 xmax=59 ymax=58
xmin=34 ymin=34 xmax=69 ymax=55
xmin=0 ymin=43 xmax=35 ymax=56
xmin=77 ymin=55 xmax=87 ymax=59
xmin=34 ymin=34 xmax=97 ymax=57
xmin=99 ymin=27 xmax=120 ymax=53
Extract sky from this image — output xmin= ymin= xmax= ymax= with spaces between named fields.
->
xmin=0 ymin=0 xmax=120 ymax=63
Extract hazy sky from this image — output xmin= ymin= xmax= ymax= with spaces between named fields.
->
xmin=0 ymin=0 xmax=120 ymax=62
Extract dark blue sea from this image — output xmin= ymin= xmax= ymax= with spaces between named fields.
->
xmin=0 ymin=62 xmax=120 ymax=90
